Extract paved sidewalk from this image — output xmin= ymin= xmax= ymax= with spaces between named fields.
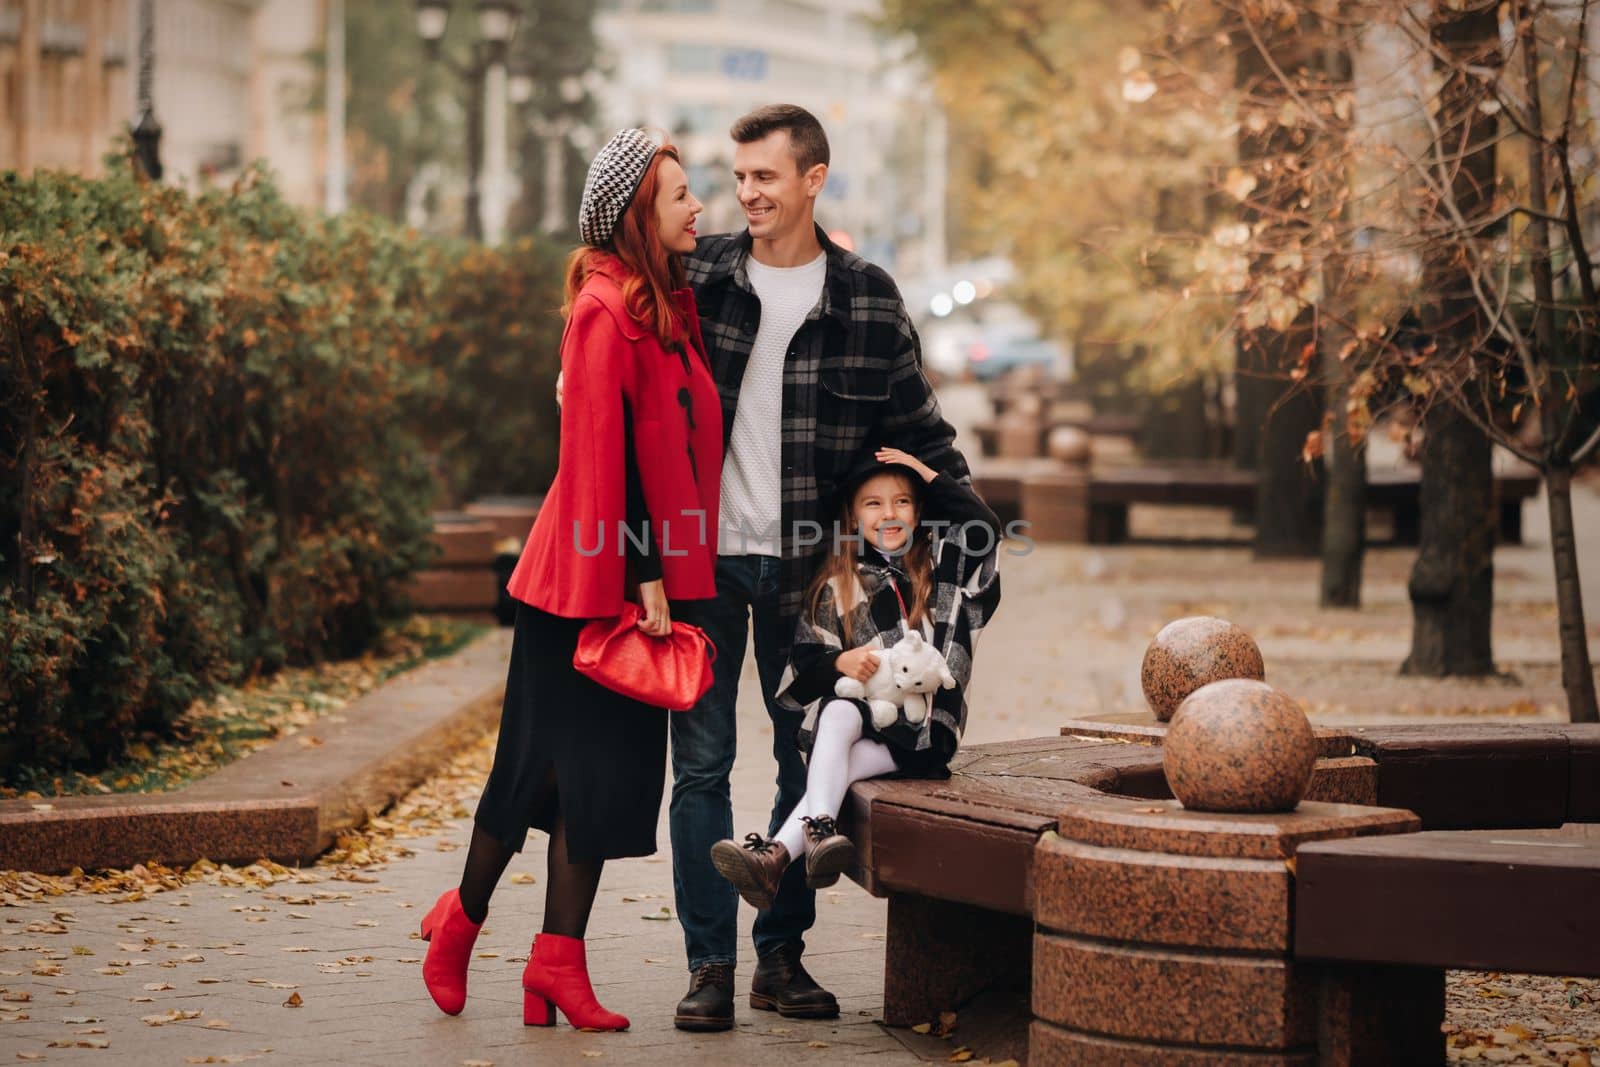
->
xmin=1 ymin=648 xmax=918 ymax=1067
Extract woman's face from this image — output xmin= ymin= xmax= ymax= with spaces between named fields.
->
xmin=654 ymin=156 xmax=703 ymax=255
xmin=851 ymin=472 xmax=918 ymax=555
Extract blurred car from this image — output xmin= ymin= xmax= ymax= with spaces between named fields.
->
xmin=967 ymin=335 xmax=1069 ymax=381
xmin=920 ymin=303 xmax=1070 ymax=381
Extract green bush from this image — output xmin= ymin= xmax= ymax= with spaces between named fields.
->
xmin=0 ymin=160 xmax=562 ymax=774
xmin=420 ymin=238 xmax=565 ymax=502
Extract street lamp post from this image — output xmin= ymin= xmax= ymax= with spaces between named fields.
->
xmin=415 ymin=0 xmax=522 ymax=242
xmin=510 ymin=67 xmax=588 ymax=237
xmin=130 ymin=0 xmax=162 ymax=180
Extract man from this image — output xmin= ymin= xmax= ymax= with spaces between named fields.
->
xmin=667 ymin=104 xmax=971 ymax=1032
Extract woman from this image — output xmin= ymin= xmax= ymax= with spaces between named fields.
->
xmin=418 ymin=129 xmax=720 ymax=1033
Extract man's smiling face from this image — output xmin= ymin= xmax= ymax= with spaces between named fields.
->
xmin=733 ymin=130 xmax=824 ymax=243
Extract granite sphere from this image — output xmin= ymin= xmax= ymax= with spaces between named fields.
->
xmin=1162 ymin=679 xmax=1318 ymax=813
xmin=1047 ymin=426 xmax=1093 ymax=466
xmin=1140 ymin=616 xmax=1266 ymax=722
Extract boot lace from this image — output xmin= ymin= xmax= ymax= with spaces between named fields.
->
xmin=800 ymin=815 xmax=840 ymax=842
xmin=740 ymin=833 xmax=777 ymax=853
xmin=689 ymin=961 xmax=734 ymax=993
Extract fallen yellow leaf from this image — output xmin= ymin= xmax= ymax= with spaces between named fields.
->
xmin=283 ymin=992 xmax=303 ymax=1008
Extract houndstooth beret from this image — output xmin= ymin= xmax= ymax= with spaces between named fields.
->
xmin=578 ymin=128 xmax=664 ymax=248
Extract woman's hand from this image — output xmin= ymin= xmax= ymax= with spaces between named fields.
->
xmin=836 ymin=647 xmax=881 ymax=682
xmin=637 ymin=580 xmax=672 ymax=637
xmin=875 ymin=446 xmax=937 ymax=483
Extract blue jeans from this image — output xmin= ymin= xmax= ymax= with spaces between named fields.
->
xmin=670 ymin=554 xmax=814 ymax=970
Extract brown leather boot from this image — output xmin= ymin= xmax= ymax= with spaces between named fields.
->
xmin=750 ymin=942 xmax=839 ymax=1018
xmin=709 ymin=834 xmax=791 ymax=910
xmin=673 ymin=962 xmax=734 ymax=1032
xmin=800 ymin=815 xmax=856 ymax=890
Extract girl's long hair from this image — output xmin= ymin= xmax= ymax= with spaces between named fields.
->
xmin=562 ymin=144 xmax=689 ymax=348
xmin=806 ymin=471 xmax=934 ymax=646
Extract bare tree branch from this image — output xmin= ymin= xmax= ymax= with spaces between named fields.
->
xmin=1573 ymin=418 xmax=1600 ymax=464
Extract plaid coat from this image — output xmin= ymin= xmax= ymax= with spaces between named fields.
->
xmin=684 ymin=227 xmax=970 ymax=651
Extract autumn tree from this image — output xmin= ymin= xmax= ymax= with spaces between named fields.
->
xmin=1199 ymin=0 xmax=1599 ymax=717
xmin=1372 ymin=0 xmax=1597 ymax=717
xmin=883 ymin=0 xmax=1240 ymax=429
xmin=892 ymin=0 xmax=1598 ymax=719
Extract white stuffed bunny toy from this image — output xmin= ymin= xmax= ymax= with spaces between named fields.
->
xmin=834 ymin=631 xmax=957 ymax=730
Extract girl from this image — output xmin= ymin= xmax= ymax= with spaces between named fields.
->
xmin=417 ymin=129 xmax=720 ymax=1033
xmin=710 ymin=446 xmax=1002 ymax=907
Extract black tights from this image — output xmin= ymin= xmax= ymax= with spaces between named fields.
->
xmin=457 ymin=772 xmax=603 ymax=939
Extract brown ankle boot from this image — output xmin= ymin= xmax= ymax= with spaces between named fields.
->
xmin=710 ymin=834 xmax=791 ymax=910
xmin=800 ymin=815 xmax=856 ymax=889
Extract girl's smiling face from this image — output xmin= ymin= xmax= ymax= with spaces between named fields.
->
xmin=851 ymin=472 xmax=918 ymax=554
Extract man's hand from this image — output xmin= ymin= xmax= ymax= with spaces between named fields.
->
xmin=836 ymin=647 xmax=881 ymax=682
xmin=875 ymin=446 xmax=937 ymax=483
xmin=637 ymin=579 xmax=672 ymax=636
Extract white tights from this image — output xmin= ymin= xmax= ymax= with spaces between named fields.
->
xmin=773 ymin=700 xmax=899 ymax=859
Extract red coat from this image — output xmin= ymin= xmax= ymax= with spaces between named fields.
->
xmin=507 ymin=256 xmax=723 ymax=618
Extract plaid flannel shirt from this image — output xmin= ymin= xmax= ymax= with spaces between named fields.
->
xmin=684 ymin=226 xmax=970 ymax=653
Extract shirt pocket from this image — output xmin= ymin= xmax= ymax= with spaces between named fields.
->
xmin=820 ymin=364 xmax=890 ymax=403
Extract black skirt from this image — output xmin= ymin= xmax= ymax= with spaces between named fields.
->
xmin=474 ymin=602 xmax=668 ymax=862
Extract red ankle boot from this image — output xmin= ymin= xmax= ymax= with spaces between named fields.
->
xmin=419 ymin=889 xmax=482 ymax=1015
xmin=521 ymin=932 xmax=629 ymax=1031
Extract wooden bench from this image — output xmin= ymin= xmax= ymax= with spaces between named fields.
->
xmin=1085 ymin=463 xmax=1540 ymax=545
xmin=839 ymin=730 xmax=1376 ymax=1031
xmin=842 ymin=722 xmax=1598 ymax=1062
xmin=1296 ymin=825 xmax=1600 ymax=978
xmin=970 ymin=458 xmax=1061 ymax=527
xmin=839 ymin=737 xmax=1155 ymax=1028
xmin=970 ymin=412 xmax=1141 ymax=460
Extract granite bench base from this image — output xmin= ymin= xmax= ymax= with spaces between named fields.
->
xmin=0 ymin=630 xmax=511 ymax=874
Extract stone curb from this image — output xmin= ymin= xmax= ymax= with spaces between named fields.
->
xmin=0 ymin=629 xmax=511 ymax=875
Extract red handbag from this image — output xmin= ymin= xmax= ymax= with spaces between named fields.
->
xmin=572 ymin=601 xmax=717 ymax=711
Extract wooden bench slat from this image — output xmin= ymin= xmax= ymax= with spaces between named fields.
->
xmin=870 ymin=803 xmax=1036 ymax=916
xmin=1295 ymin=828 xmax=1600 ymax=978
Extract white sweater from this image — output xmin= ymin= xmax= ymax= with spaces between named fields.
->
xmin=717 ymin=252 xmax=827 ymax=557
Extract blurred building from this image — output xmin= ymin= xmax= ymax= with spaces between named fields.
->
xmin=1 ymin=0 xmax=326 ymax=207
xmin=593 ymin=0 xmax=946 ymax=276
xmin=0 ymin=0 xmax=132 ymax=175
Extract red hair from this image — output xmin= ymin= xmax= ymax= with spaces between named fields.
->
xmin=562 ymin=145 xmax=689 ymax=348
